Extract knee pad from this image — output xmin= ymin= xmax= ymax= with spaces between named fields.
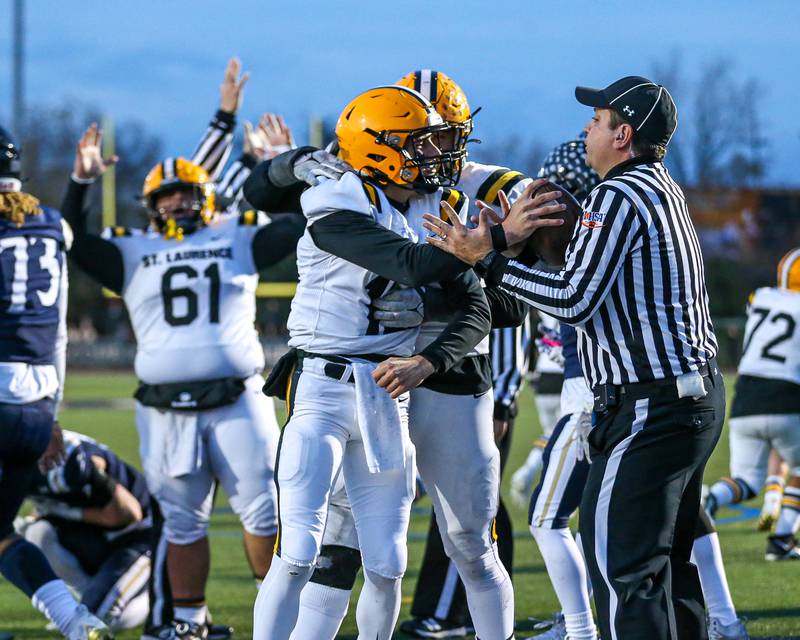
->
xmin=158 ymin=499 xmax=209 ymax=546
xmin=230 ymin=489 xmax=277 ymax=537
xmin=361 ymin=536 xmax=407 ymax=580
xmin=723 ymin=476 xmax=758 ymax=504
xmin=310 ymin=544 xmax=362 ymax=590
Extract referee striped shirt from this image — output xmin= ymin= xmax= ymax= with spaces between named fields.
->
xmin=490 ymin=316 xmax=532 ymax=410
xmin=191 ymin=110 xmax=236 ymax=181
xmin=498 ymin=156 xmax=717 ymax=387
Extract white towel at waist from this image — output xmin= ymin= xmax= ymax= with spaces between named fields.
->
xmin=351 ymin=361 xmax=407 ymax=474
xmin=158 ymin=411 xmax=202 ymax=478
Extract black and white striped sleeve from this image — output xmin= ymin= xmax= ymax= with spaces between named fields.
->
xmin=191 ymin=110 xmax=236 ymax=181
xmin=216 ymin=154 xmax=257 ymax=213
xmin=490 ymin=316 xmax=532 ymax=414
xmin=499 ymin=184 xmax=643 ymax=325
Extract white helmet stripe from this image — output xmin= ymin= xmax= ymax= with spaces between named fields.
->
xmin=163 ymin=158 xmax=175 ymax=180
xmin=419 ymin=69 xmax=433 ymax=101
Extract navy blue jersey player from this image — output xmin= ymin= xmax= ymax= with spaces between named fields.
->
xmin=22 ymin=429 xmax=158 ymax=632
xmin=0 ymin=126 xmax=111 ymax=639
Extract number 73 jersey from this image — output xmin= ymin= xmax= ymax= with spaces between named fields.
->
xmin=102 ymin=214 xmax=266 ymax=384
xmin=738 ymin=286 xmax=800 ymax=384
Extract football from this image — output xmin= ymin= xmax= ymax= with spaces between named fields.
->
xmin=525 ymin=180 xmax=582 ymax=267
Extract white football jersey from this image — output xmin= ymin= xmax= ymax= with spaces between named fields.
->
xmin=738 ymin=287 xmax=800 ymax=384
xmin=288 ymin=172 xmax=423 ymax=356
xmin=103 ymin=213 xmax=266 ymax=384
xmin=402 ymin=188 xmax=489 ymax=357
xmin=458 ymin=161 xmax=533 ymax=223
xmin=455 ymin=161 xmax=534 ymax=358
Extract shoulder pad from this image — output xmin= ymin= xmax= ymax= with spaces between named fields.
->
xmin=476 ymin=169 xmax=524 ymax=205
xmin=362 ymin=181 xmax=382 ymax=213
xmin=440 ymin=188 xmax=468 ymax=221
xmin=300 ymin=172 xmax=376 ymax=223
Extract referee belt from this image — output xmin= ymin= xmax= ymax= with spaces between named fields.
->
xmin=592 ymin=361 xmax=714 ymax=413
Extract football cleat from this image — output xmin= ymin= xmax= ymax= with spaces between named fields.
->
xmin=757 ymin=487 xmax=783 ymax=531
xmin=398 ymin=616 xmax=471 ymax=638
xmin=65 ymin=605 xmax=114 ymax=640
xmin=206 ymin=621 xmax=233 ymax=640
xmin=708 ymin=616 xmax=750 ymax=640
xmin=141 ymin=621 xmax=211 ymax=640
xmin=765 ymin=534 xmax=800 ymax=561
xmin=524 ymin=613 xmax=566 ymax=639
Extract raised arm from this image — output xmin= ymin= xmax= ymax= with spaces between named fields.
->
xmin=191 ymin=57 xmax=249 ymax=180
xmin=64 ymin=124 xmax=125 ymax=294
xmin=218 ymin=113 xmax=298 ymax=214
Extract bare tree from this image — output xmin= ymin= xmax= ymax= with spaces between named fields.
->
xmin=650 ymin=56 xmax=768 ymax=187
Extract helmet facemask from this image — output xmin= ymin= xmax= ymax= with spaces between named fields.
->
xmin=145 ymin=184 xmax=212 ymax=240
xmin=365 ymin=122 xmax=464 ymax=192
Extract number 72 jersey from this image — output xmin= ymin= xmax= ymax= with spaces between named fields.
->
xmin=738 ymin=286 xmax=800 ymax=385
xmin=103 ymin=214 xmax=266 ymax=385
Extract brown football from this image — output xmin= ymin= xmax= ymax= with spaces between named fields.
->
xmin=525 ymin=180 xmax=582 ymax=267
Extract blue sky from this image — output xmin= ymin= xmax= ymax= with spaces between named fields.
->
xmin=2 ymin=0 xmax=798 ymax=184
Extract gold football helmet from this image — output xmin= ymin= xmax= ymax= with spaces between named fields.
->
xmin=396 ymin=69 xmax=475 ymax=169
xmin=335 ymin=85 xmax=458 ymax=191
xmin=142 ymin=157 xmax=216 ymax=240
xmin=777 ymin=248 xmax=800 ymax=292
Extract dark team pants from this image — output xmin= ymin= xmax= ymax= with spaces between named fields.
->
xmin=409 ymin=420 xmax=515 ymax=625
xmin=579 ymin=366 xmax=725 ymax=640
xmin=0 ymin=399 xmax=54 ymax=540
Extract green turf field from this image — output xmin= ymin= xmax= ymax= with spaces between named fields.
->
xmin=1 ymin=372 xmax=798 ymax=638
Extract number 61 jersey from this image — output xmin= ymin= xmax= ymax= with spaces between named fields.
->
xmin=102 ymin=213 xmax=267 ymax=385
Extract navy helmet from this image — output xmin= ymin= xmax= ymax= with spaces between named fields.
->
xmin=0 ymin=126 xmax=21 ymax=180
xmin=537 ymin=134 xmax=599 ymax=203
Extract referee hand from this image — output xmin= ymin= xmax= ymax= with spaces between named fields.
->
xmin=501 ymin=179 xmax=566 ymax=247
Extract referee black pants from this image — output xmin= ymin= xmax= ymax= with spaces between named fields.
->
xmin=579 ymin=366 xmax=724 ymax=640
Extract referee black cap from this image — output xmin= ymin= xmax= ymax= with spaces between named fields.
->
xmin=575 ymin=76 xmax=677 ymax=146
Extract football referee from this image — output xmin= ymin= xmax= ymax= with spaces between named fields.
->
xmin=424 ymin=76 xmax=723 ymax=640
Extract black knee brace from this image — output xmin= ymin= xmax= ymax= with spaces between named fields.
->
xmin=308 ymin=544 xmax=362 ymax=590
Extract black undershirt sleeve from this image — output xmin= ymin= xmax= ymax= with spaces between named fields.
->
xmin=61 ymin=180 xmax=125 ymax=294
xmin=251 ymin=216 xmax=307 ymax=270
xmin=242 ymin=148 xmax=314 ymax=214
xmin=309 ymin=211 xmax=472 ymax=287
xmin=484 ymin=286 xmax=530 ymax=328
xmin=418 ymin=270 xmax=491 ymax=373
xmin=424 ymin=285 xmax=530 ymax=329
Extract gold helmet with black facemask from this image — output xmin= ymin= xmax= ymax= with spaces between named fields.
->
xmin=335 ymin=85 xmax=459 ymax=193
xmin=142 ymin=157 xmax=216 ymax=240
